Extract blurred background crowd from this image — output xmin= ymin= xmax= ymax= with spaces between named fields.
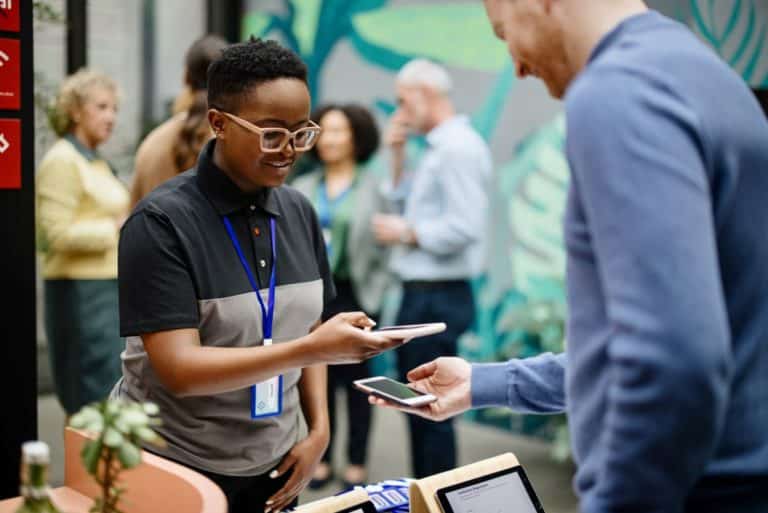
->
xmin=28 ymin=1 xmax=768 ymax=511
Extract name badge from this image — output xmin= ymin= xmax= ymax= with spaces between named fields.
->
xmin=252 ymin=375 xmax=283 ymax=418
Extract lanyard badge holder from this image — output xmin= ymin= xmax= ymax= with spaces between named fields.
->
xmin=223 ymin=216 xmax=283 ymax=419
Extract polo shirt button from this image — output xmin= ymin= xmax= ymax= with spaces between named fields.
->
xmin=250 ymin=205 xmax=256 ymax=211
xmin=259 ymin=259 xmax=267 ymax=268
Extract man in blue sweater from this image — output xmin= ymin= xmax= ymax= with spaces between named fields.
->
xmin=370 ymin=1 xmax=768 ymax=512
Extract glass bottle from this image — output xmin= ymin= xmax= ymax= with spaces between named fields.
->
xmin=15 ymin=441 xmax=63 ymax=513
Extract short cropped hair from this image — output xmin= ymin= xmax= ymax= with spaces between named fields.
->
xmin=49 ymin=68 xmax=119 ymax=137
xmin=308 ymin=103 xmax=380 ymax=164
xmin=207 ymin=37 xmax=308 ymax=112
xmin=396 ymin=59 xmax=453 ymax=94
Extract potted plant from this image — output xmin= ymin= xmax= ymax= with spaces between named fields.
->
xmin=69 ymin=399 xmax=164 ymax=513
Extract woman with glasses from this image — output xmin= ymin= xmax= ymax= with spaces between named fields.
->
xmin=292 ymin=103 xmax=391 ymax=490
xmin=115 ymin=39 xmax=405 ymax=513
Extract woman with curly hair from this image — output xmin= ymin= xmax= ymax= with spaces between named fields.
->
xmin=37 ymin=68 xmax=128 ymax=416
xmin=129 ymin=34 xmax=228 ymax=207
xmin=292 ymin=103 xmax=392 ymax=490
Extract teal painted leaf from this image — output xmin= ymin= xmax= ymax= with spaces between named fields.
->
xmin=351 ymin=4 xmax=510 ymax=72
xmin=349 ymin=26 xmax=415 ymax=71
xmin=350 ymin=0 xmax=388 ymax=14
xmin=241 ymin=11 xmax=276 ymax=39
xmin=290 ymin=0 xmax=323 ymax=56
xmin=471 ymin=64 xmax=516 ymax=142
xmin=689 ymin=0 xmax=768 ymax=86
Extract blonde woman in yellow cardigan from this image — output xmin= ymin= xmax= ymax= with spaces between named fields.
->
xmin=37 ymin=69 xmax=129 ymax=416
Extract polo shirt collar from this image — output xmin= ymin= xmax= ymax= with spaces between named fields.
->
xmin=426 ymin=115 xmax=470 ymax=147
xmin=65 ymin=134 xmax=100 ymax=162
xmin=196 ymin=139 xmax=281 ymax=217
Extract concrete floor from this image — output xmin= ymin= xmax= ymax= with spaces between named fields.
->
xmin=38 ymin=391 xmax=579 ymax=512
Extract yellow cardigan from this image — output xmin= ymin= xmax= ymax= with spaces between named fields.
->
xmin=37 ymin=138 xmax=129 ymax=280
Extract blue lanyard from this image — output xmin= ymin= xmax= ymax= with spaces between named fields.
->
xmin=222 ymin=216 xmax=277 ymax=340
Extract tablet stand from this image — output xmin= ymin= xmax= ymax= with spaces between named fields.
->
xmin=293 ymin=488 xmax=372 ymax=513
xmin=408 ymin=452 xmax=520 ymax=513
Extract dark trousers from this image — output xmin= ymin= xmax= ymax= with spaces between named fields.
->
xmin=147 ymin=452 xmax=296 ymax=513
xmin=395 ymin=280 xmax=475 ymax=478
xmin=322 ymin=279 xmax=373 ymax=466
xmin=45 ymin=279 xmax=123 ymax=414
xmin=684 ymin=474 xmax=768 ymax=513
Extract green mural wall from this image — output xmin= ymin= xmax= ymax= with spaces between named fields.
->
xmin=242 ymin=0 xmax=768 ymax=447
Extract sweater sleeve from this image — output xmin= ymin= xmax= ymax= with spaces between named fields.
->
xmin=566 ymin=69 xmax=732 ymax=513
xmin=471 ymin=352 xmax=567 ymax=414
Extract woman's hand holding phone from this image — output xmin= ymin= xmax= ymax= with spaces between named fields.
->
xmin=306 ymin=312 xmax=407 ymax=365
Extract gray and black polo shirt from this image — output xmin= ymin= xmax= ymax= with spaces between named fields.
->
xmin=118 ymin=139 xmax=335 ymax=476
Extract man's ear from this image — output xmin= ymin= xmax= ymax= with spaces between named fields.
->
xmin=208 ymin=109 xmax=226 ymax=138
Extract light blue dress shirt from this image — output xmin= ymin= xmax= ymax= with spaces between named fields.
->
xmin=386 ymin=115 xmax=492 ymax=281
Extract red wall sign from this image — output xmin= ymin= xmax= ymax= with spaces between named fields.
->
xmin=0 ymin=118 xmax=20 ymax=189
xmin=0 ymin=38 xmax=20 ymax=110
xmin=0 ymin=0 xmax=20 ymax=33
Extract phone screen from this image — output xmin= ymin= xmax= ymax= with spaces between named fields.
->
xmin=364 ymin=378 xmax=426 ymax=399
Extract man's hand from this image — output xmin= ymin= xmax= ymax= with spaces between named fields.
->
xmin=371 ymin=214 xmax=415 ymax=246
xmin=307 ymin=312 xmax=406 ymax=365
xmin=384 ymin=112 xmax=409 ymax=151
xmin=369 ymin=357 xmax=473 ymax=422
xmin=385 ymin=112 xmax=409 ymax=184
xmin=266 ymin=430 xmax=329 ymax=513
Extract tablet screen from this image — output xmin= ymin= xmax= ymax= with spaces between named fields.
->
xmin=335 ymin=502 xmax=377 ymax=513
xmin=436 ymin=467 xmax=544 ymax=513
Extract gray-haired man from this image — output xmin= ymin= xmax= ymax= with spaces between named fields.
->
xmin=371 ymin=59 xmax=492 ymax=478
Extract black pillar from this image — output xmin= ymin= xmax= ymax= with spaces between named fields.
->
xmin=207 ymin=0 xmax=243 ymax=43
xmin=141 ymin=0 xmax=156 ymax=132
xmin=66 ymin=0 xmax=87 ymax=73
xmin=0 ymin=0 xmax=37 ymax=499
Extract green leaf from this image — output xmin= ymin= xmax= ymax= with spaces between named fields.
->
xmin=118 ymin=442 xmax=142 ymax=469
xmin=118 ymin=409 xmax=149 ymax=428
xmin=114 ymin=416 xmax=131 ymax=434
xmin=69 ymin=406 xmax=101 ymax=430
xmin=106 ymin=400 xmax=122 ymax=417
xmin=81 ymin=440 xmax=102 ymax=475
xmin=351 ymin=4 xmax=509 ymax=72
xmin=134 ymin=426 xmax=159 ymax=443
xmin=103 ymin=428 xmax=124 ymax=448
xmin=141 ymin=402 xmax=159 ymax=416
